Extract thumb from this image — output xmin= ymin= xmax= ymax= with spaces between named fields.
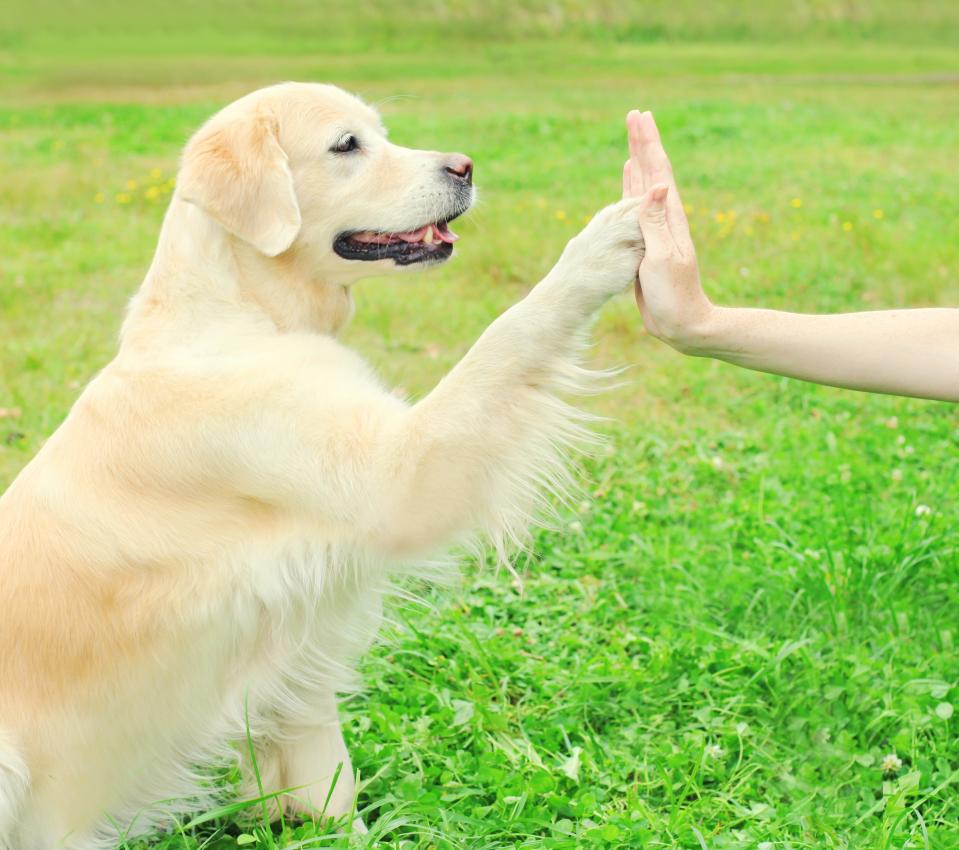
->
xmin=638 ymin=183 xmax=674 ymax=253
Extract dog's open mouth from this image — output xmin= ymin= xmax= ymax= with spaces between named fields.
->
xmin=333 ymin=220 xmax=460 ymax=266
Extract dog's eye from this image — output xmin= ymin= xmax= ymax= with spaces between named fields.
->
xmin=331 ymin=134 xmax=359 ymax=154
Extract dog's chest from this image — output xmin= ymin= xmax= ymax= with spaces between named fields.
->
xmin=241 ymin=538 xmax=387 ymax=701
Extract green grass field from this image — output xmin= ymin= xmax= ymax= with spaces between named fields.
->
xmin=2 ymin=4 xmax=959 ymax=848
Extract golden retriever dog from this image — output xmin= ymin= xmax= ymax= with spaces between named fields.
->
xmin=0 ymin=82 xmax=644 ymax=849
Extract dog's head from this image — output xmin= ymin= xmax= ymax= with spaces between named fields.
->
xmin=177 ymin=82 xmax=474 ymax=279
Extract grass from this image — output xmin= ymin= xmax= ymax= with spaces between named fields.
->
xmin=2 ymin=4 xmax=959 ymax=848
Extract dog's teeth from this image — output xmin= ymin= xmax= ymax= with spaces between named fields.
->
xmin=423 ymin=228 xmax=434 ymax=244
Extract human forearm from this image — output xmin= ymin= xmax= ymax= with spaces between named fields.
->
xmin=689 ymin=306 xmax=959 ymax=402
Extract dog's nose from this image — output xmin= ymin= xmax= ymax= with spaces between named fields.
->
xmin=445 ymin=155 xmax=473 ymax=185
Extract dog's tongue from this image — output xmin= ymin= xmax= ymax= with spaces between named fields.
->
xmin=351 ymin=222 xmax=459 ymax=245
xmin=434 ymin=222 xmax=459 ymax=244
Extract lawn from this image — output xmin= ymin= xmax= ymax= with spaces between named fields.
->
xmin=1 ymin=4 xmax=959 ymax=848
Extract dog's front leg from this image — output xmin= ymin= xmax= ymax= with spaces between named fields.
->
xmin=234 ymin=695 xmax=360 ymax=830
xmin=278 ymin=694 xmax=364 ymax=832
xmin=366 ymin=198 xmax=644 ymax=557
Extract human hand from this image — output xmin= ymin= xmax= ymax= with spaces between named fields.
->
xmin=623 ymin=110 xmax=715 ymax=353
xmin=620 ymin=113 xmax=959 ymax=402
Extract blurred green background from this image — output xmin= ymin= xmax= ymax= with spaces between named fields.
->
xmin=2 ymin=3 xmax=958 ymax=849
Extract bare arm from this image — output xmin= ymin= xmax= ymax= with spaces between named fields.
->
xmin=624 ymin=110 xmax=959 ymax=403
xmin=690 ymin=306 xmax=959 ymax=401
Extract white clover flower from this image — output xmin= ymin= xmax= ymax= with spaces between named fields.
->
xmin=711 ymin=456 xmax=724 ymax=470
xmin=915 ymin=504 xmax=932 ymax=517
xmin=569 ymin=520 xmax=583 ymax=533
xmin=578 ymin=500 xmax=590 ymax=514
xmin=891 ymin=469 xmax=903 ymax=482
xmin=705 ymin=743 xmax=724 ymax=759
xmin=881 ymin=752 xmax=903 ymax=773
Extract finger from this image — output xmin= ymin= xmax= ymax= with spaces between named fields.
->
xmin=636 ymin=112 xmax=691 ymax=244
xmin=633 ymin=111 xmax=670 ymax=192
xmin=626 ymin=110 xmax=646 ymax=195
xmin=622 ymin=160 xmax=631 ymax=199
xmin=638 ymin=183 xmax=677 ymax=256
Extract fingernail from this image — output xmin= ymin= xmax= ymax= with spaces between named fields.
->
xmin=651 ymin=184 xmax=668 ymax=202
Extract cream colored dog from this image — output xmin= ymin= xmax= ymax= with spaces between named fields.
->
xmin=0 ymin=82 xmax=644 ymax=849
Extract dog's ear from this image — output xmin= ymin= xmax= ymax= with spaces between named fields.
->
xmin=178 ymin=107 xmax=302 ymax=257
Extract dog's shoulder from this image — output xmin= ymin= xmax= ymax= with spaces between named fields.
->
xmin=85 ymin=331 xmax=379 ymax=420
xmin=40 ymin=332 xmax=395 ymax=496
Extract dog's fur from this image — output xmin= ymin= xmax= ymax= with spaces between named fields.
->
xmin=0 ymin=82 xmax=644 ymax=849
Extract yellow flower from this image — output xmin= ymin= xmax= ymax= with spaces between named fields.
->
xmin=790 ymin=198 xmax=802 ymax=208
xmin=125 ymin=179 xmax=138 ymax=190
xmin=166 ymin=177 xmax=177 ymax=188
xmin=582 ymin=214 xmax=591 ymax=224
xmin=150 ymin=167 xmax=162 ymax=179
xmin=756 ymin=212 xmax=770 ymax=223
xmin=116 ymin=192 xmax=131 ymax=204
xmin=873 ymin=209 xmax=884 ymax=219
xmin=683 ymin=203 xmax=695 ymax=214
xmin=790 ymin=231 xmax=801 ymax=241
xmin=535 ymin=197 xmax=547 ymax=209
xmin=93 ymin=192 xmax=105 ymax=204
xmin=145 ymin=186 xmax=159 ymax=200
xmin=842 ymin=221 xmax=853 ymax=232
xmin=554 ymin=210 xmax=567 ymax=221
xmin=714 ymin=212 xmax=726 ymax=223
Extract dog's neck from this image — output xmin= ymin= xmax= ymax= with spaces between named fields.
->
xmin=121 ymin=197 xmax=355 ymax=352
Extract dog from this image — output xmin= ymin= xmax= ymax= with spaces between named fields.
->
xmin=0 ymin=82 xmax=644 ymax=849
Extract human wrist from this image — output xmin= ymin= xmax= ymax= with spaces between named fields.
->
xmin=659 ymin=301 xmax=726 ymax=357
